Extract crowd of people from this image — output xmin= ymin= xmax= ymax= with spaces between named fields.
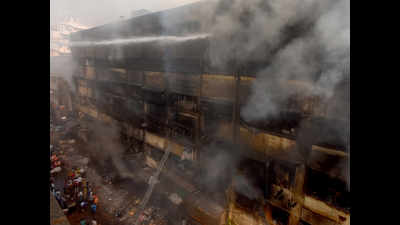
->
xmin=51 ymin=104 xmax=103 ymax=225
xmin=50 ymin=152 xmax=100 ymax=225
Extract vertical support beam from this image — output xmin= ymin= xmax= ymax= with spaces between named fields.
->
xmin=288 ymin=164 xmax=306 ymax=225
xmin=264 ymin=159 xmax=272 ymax=199
xmin=194 ymin=58 xmax=204 ymax=161
xmin=164 ymin=71 xmax=170 ymax=159
xmin=93 ymin=52 xmax=98 ymax=110
xmin=142 ymin=71 xmax=147 ymax=153
xmin=225 ymin=185 xmax=235 ymax=225
xmin=232 ymin=69 xmax=241 ymax=144
xmin=164 ymin=71 xmax=170 ymax=136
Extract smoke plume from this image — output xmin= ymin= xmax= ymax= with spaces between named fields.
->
xmin=86 ymin=120 xmax=134 ymax=179
xmin=50 ymin=56 xmax=78 ymax=92
xmin=204 ymin=0 xmax=350 ymax=123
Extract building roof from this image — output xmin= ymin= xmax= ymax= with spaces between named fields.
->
xmin=70 ymin=1 xmax=213 ymax=42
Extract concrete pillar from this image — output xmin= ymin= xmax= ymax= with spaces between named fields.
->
xmin=288 ymin=164 xmax=306 ymax=225
xmin=232 ymin=71 xmax=240 ymax=144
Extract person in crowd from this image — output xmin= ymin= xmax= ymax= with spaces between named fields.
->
xmin=50 ymin=182 xmax=55 ymax=193
xmin=60 ymin=195 xmax=67 ymax=209
xmin=80 ymin=168 xmax=86 ymax=177
xmin=80 ymin=201 xmax=87 ymax=212
xmin=91 ymin=203 xmax=97 ymax=215
xmin=51 ymin=154 xmax=58 ymax=162
xmin=74 ymin=176 xmax=82 ymax=184
xmin=63 ymin=185 xmax=68 ymax=195
xmin=67 ymin=178 xmax=73 ymax=188
xmin=80 ymin=218 xmax=86 ymax=225
xmin=78 ymin=191 xmax=83 ymax=202
xmin=55 ymin=190 xmax=61 ymax=200
xmin=74 ymin=168 xmax=81 ymax=178
xmin=88 ymin=192 xmax=94 ymax=203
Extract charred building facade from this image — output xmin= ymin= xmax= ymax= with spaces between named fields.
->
xmin=69 ymin=1 xmax=350 ymax=225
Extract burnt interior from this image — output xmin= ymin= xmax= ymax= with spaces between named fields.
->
xmin=169 ymin=93 xmax=198 ymax=113
xmin=169 ymin=113 xmax=195 ymax=141
xmin=304 ymin=167 xmax=350 ymax=212
xmin=242 ymin=111 xmax=303 ymax=136
xmin=270 ymin=204 xmax=290 ymax=225
xmin=237 ymin=158 xmax=266 ymax=199
xmin=235 ymin=192 xmax=261 ymax=214
xmin=269 ymin=160 xmax=296 ymax=191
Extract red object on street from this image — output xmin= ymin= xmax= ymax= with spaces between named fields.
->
xmin=94 ymin=196 xmax=98 ymax=204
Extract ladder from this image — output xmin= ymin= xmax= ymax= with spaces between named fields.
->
xmin=132 ymin=146 xmax=170 ymax=225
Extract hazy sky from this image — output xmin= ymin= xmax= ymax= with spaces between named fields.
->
xmin=50 ymin=0 xmax=202 ymax=26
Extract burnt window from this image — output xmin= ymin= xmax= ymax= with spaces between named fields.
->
xmin=299 ymin=220 xmax=311 ymax=225
xmin=202 ymin=100 xmax=233 ymax=122
xmin=304 ymin=167 xmax=350 ymax=212
xmin=169 ymin=114 xmax=195 ymax=141
xmin=125 ymin=99 xmax=143 ymax=118
xmin=122 ymin=84 xmax=142 ymax=100
xmin=235 ymin=191 xmax=260 ymax=213
xmin=95 ymin=93 xmax=113 ymax=114
xmin=111 ymin=96 xmax=130 ymax=121
xmin=146 ymin=103 xmax=167 ymax=135
xmin=237 ymin=158 xmax=266 ymax=199
xmin=147 ymin=103 xmax=167 ymax=119
xmin=270 ymin=204 xmax=289 ymax=225
xmin=269 ymin=160 xmax=296 ymax=190
xmin=143 ymin=89 xmax=167 ymax=105
xmin=241 ymin=111 xmax=302 ymax=136
xmin=172 ymin=114 xmax=194 ymax=128
xmin=309 ymin=117 xmax=348 ymax=150
xmin=169 ymin=93 xmax=197 ymax=112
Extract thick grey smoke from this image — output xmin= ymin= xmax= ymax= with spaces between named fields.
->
xmin=200 ymin=142 xmax=265 ymax=201
xmin=201 ymin=144 xmax=235 ymax=190
xmin=233 ymin=174 xmax=263 ymax=200
xmin=50 ymin=56 xmax=78 ymax=92
xmin=86 ymin=120 xmax=134 ymax=179
xmin=204 ymin=0 xmax=350 ymax=191
xmin=205 ymin=0 xmax=349 ymax=122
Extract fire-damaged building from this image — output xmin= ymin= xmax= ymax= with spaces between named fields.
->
xmin=67 ymin=1 xmax=350 ymax=225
